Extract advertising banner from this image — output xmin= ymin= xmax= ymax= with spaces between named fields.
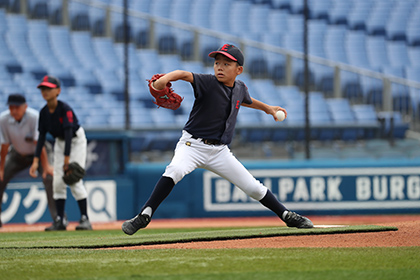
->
xmin=2 ymin=180 xmax=117 ymax=224
xmin=203 ymin=166 xmax=420 ymax=214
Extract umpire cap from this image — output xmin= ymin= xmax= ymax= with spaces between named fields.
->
xmin=7 ymin=93 xmax=26 ymax=105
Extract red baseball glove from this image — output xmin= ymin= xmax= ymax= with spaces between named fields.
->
xmin=147 ymin=74 xmax=183 ymax=110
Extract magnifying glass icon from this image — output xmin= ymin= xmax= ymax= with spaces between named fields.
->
xmin=89 ymin=187 xmax=112 ymax=218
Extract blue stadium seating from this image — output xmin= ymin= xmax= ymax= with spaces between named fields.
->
xmin=190 ymin=0 xmax=212 ymax=28
xmin=68 ymin=1 xmax=90 ymax=31
xmin=0 ymin=0 xmax=417 ymax=149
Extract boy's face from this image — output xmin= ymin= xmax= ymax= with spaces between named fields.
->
xmin=213 ymin=54 xmax=243 ymax=87
xmin=39 ymin=87 xmax=60 ymax=102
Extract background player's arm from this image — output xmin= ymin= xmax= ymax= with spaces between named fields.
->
xmin=29 ymin=156 xmax=39 ymax=177
xmin=39 ymin=144 xmax=53 ymax=178
xmin=30 ymin=131 xmax=46 ymax=178
xmin=62 ymin=127 xmax=72 ymax=170
xmin=242 ymin=98 xmax=287 ymax=121
xmin=0 ymin=143 xmax=9 ymax=181
xmin=153 ymin=70 xmax=193 ymax=90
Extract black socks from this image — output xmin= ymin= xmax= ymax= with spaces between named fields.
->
xmin=140 ymin=176 xmax=175 ymax=217
xmin=259 ymin=189 xmax=288 ymax=221
xmin=77 ymin=198 xmax=88 ymax=218
xmin=56 ymin=198 xmax=88 ymax=220
xmin=55 ymin=199 xmax=65 ymax=219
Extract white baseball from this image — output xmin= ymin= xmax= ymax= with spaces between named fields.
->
xmin=276 ymin=110 xmax=285 ymax=122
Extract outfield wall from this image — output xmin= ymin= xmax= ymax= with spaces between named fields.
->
xmin=3 ymin=159 xmax=420 ymax=225
xmin=125 ymin=159 xmax=420 ymax=219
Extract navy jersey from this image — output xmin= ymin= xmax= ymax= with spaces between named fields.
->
xmin=35 ymin=101 xmax=80 ymax=157
xmin=184 ymin=73 xmax=252 ymax=144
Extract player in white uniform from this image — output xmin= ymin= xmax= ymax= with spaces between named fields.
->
xmin=30 ymin=76 xmax=92 ymax=231
xmin=0 ymin=94 xmax=56 ymax=227
xmin=122 ymin=44 xmax=313 ymax=235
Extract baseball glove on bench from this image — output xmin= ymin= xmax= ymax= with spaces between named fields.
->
xmin=147 ymin=73 xmax=183 ymax=110
xmin=62 ymin=162 xmax=86 ymax=185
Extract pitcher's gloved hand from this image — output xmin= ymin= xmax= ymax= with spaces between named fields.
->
xmin=147 ymin=74 xmax=183 ymax=110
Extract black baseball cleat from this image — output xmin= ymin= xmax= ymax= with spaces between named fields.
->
xmin=284 ymin=211 xmax=314 ymax=228
xmin=76 ymin=215 xmax=92 ymax=230
xmin=122 ymin=214 xmax=151 ymax=235
xmin=45 ymin=216 xmax=67 ymax=231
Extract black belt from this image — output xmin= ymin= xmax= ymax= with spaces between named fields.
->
xmin=191 ymin=135 xmax=222 ymax=145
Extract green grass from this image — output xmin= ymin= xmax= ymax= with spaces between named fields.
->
xmin=0 ymin=225 xmax=397 ymax=249
xmin=0 ymin=226 xmax=418 ymax=280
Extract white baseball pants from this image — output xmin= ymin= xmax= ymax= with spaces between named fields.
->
xmin=53 ymin=127 xmax=88 ymax=200
xmin=163 ymin=130 xmax=268 ymax=201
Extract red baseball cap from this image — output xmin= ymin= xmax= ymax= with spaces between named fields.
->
xmin=208 ymin=44 xmax=244 ymax=66
xmin=37 ymin=75 xmax=61 ymax=88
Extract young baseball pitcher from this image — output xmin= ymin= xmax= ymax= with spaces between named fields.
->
xmin=29 ymin=75 xmax=92 ymax=231
xmin=122 ymin=44 xmax=313 ymax=235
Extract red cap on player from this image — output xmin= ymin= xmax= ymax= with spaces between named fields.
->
xmin=37 ymin=75 xmax=61 ymax=88
xmin=209 ymin=44 xmax=244 ymax=66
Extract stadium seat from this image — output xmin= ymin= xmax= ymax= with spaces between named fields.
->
xmin=308 ymin=0 xmax=331 ymax=20
xmin=408 ymin=47 xmax=420 ymax=66
xmin=328 ymin=0 xmax=352 ymax=25
xmin=230 ymin=0 xmax=252 ymax=37
xmin=406 ymin=3 xmax=420 ymax=46
xmin=267 ymin=9 xmax=288 ymax=35
xmin=345 ymin=30 xmax=370 ymax=68
xmin=352 ymin=104 xmax=380 ymax=138
xmin=327 ymin=98 xmax=359 ymax=140
xmin=387 ymin=41 xmax=411 ymax=68
xmin=366 ymin=36 xmax=389 ymax=68
xmin=377 ymin=111 xmax=410 ymax=139
xmin=381 ymin=66 xmax=411 ymax=113
xmin=28 ymin=21 xmax=75 ymax=86
xmin=325 ymin=25 xmax=348 ymax=63
xmin=28 ymin=0 xmax=49 ymax=19
xmin=209 ymin=0 xmax=233 ymax=33
xmin=68 ymin=1 xmax=90 ymax=31
xmin=270 ymin=0 xmax=291 ymax=10
xmin=365 ymin=0 xmax=393 ymax=36
xmin=249 ymin=4 xmax=270 ymax=34
xmin=190 ymin=0 xmax=212 ymax=28
xmin=93 ymin=38 xmax=122 ymax=69
xmin=5 ymin=15 xmax=47 ymax=77
xmin=347 ymin=0 xmax=374 ymax=31
xmin=89 ymin=4 xmax=107 ymax=36
xmin=405 ymin=66 xmax=420 ymax=83
xmin=385 ymin=0 xmax=416 ymax=41
xmin=71 ymin=32 xmax=103 ymax=70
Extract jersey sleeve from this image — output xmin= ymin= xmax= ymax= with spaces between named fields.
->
xmin=241 ymin=81 xmax=253 ymax=105
xmin=0 ymin=117 xmax=9 ymax=144
xmin=62 ymin=109 xmax=75 ymax=129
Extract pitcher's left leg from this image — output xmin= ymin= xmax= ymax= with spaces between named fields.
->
xmin=207 ymin=147 xmax=313 ymax=228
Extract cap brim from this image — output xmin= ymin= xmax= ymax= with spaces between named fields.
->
xmin=7 ymin=102 xmax=25 ymax=105
xmin=208 ymin=51 xmax=238 ymax=62
xmin=37 ymin=82 xmax=58 ymax=88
